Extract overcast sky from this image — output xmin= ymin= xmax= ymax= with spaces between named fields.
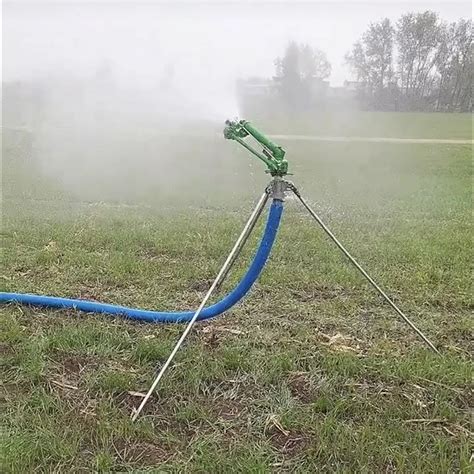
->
xmin=4 ymin=1 xmax=471 ymax=89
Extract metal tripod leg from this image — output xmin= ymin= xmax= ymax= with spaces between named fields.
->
xmin=131 ymin=190 xmax=271 ymax=421
xmin=290 ymin=185 xmax=439 ymax=353
xmin=215 ymin=191 xmax=270 ymax=291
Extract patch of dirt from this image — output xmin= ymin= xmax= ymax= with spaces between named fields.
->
xmin=75 ymin=284 xmax=111 ymax=302
xmin=76 ymin=291 xmax=102 ymax=301
xmin=189 ymin=279 xmax=213 ymax=292
xmin=65 ymin=356 xmax=97 ymax=375
xmin=452 ymin=390 xmax=473 ymax=412
xmin=120 ymin=394 xmax=199 ymax=434
xmin=114 ymin=439 xmax=173 ymax=466
xmin=0 ymin=381 xmax=29 ymax=402
xmin=288 ymin=373 xmax=314 ymax=403
xmin=268 ymin=429 xmax=310 ymax=456
xmin=119 ymin=392 xmax=175 ymax=420
xmin=0 ymin=342 xmax=15 ymax=356
xmin=116 ymin=391 xmax=148 ymax=413
xmin=265 ymin=415 xmax=311 ymax=456
xmin=206 ymin=376 xmax=265 ymax=403
xmin=52 ymin=351 xmax=99 ymax=378
xmin=214 ymin=399 xmax=245 ymax=422
xmin=197 ymin=324 xmax=245 ymax=349
xmin=200 ymin=327 xmax=221 ymax=349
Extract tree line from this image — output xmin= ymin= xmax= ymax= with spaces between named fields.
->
xmin=273 ymin=11 xmax=472 ymax=112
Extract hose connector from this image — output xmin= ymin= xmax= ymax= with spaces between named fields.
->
xmin=267 ymin=177 xmax=291 ymax=201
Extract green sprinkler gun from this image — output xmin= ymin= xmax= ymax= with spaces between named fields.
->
xmin=224 ymin=119 xmax=289 ymax=177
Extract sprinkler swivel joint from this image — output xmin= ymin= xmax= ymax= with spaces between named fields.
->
xmin=224 ymin=119 xmax=289 ymax=177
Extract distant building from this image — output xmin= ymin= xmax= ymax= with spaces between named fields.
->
xmin=343 ymin=80 xmax=367 ymax=92
xmin=236 ymin=77 xmax=279 ymax=116
xmin=307 ymin=77 xmax=330 ymax=98
xmin=236 ymin=76 xmax=366 ymax=115
xmin=237 ymin=77 xmax=277 ymax=97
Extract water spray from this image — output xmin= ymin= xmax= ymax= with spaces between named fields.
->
xmin=0 ymin=119 xmax=438 ymax=421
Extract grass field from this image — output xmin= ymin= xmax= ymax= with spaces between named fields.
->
xmin=259 ymin=111 xmax=473 ymax=139
xmin=1 ymin=113 xmax=472 ymax=472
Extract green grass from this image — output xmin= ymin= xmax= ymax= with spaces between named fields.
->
xmin=258 ymin=111 xmax=473 ymax=139
xmin=1 ymin=114 xmax=472 ymax=472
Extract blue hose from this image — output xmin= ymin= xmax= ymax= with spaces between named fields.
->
xmin=0 ymin=200 xmax=283 ymax=323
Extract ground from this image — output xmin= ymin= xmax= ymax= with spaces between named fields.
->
xmin=1 ymin=113 xmax=472 ymax=472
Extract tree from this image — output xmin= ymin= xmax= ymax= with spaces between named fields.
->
xmin=346 ymin=11 xmax=472 ymax=111
xmin=435 ymin=19 xmax=472 ymax=111
xmin=449 ymin=19 xmax=472 ymax=111
xmin=275 ymin=42 xmax=331 ymax=110
xmin=300 ymin=44 xmax=331 ymax=80
xmin=346 ymin=18 xmax=395 ymax=108
xmin=395 ymin=11 xmax=444 ymax=109
xmin=276 ymin=41 xmax=303 ymax=109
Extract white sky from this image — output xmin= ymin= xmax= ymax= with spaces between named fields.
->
xmin=3 ymin=1 xmax=471 ymax=88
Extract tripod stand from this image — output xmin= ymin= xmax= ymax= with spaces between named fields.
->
xmin=131 ymin=177 xmax=437 ymax=421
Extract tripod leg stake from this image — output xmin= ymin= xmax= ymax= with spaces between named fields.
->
xmin=290 ymin=185 xmax=439 ymax=354
xmin=131 ymin=190 xmax=270 ymax=421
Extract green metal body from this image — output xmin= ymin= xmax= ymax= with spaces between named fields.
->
xmin=224 ymin=120 xmax=289 ymax=176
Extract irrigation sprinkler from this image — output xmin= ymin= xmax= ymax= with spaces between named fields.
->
xmin=223 ymin=120 xmax=437 ymax=351
xmin=0 ymin=118 xmax=439 ymax=421
xmin=131 ymin=119 xmax=439 ymax=419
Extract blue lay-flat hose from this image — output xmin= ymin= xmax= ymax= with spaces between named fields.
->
xmin=0 ymin=199 xmax=283 ymax=323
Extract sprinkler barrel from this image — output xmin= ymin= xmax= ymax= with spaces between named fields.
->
xmin=224 ymin=119 xmax=289 ymax=177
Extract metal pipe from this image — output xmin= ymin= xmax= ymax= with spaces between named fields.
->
xmin=131 ymin=191 xmax=276 ymax=420
xmin=215 ymin=191 xmax=270 ymax=291
xmin=241 ymin=121 xmax=286 ymax=161
xmin=233 ymin=136 xmax=274 ymax=169
xmin=290 ymin=186 xmax=439 ymax=353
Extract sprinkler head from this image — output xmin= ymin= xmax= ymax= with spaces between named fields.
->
xmin=224 ymin=119 xmax=289 ymax=177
